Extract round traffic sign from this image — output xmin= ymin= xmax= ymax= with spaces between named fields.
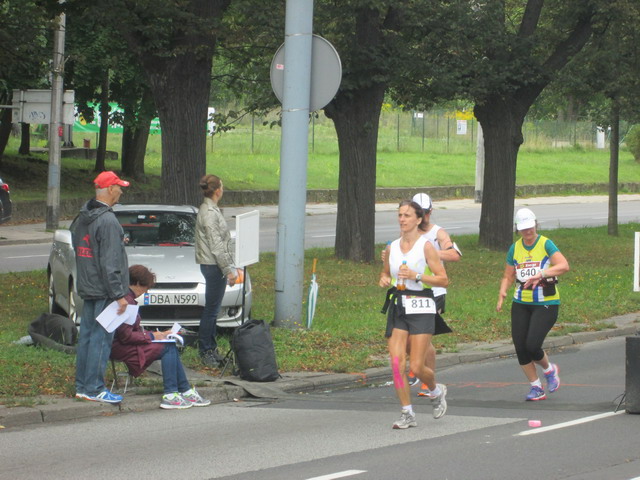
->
xmin=270 ymin=35 xmax=342 ymax=112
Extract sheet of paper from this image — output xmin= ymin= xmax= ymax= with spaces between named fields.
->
xmin=96 ymin=302 xmax=139 ymax=333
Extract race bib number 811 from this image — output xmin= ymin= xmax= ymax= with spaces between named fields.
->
xmin=402 ymin=296 xmax=436 ymax=315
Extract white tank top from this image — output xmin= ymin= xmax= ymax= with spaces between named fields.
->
xmin=389 ymin=236 xmax=428 ymax=291
xmin=422 ymin=224 xmax=446 ymax=297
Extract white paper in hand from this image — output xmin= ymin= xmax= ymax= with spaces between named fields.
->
xmin=96 ymin=302 xmax=139 ymax=333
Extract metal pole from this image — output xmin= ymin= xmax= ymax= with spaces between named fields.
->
xmin=46 ymin=10 xmax=66 ymax=230
xmin=274 ymin=0 xmax=313 ymax=328
xmin=251 ymin=114 xmax=255 ymax=153
xmin=474 ymin=122 xmax=484 ymax=203
xmin=421 ymin=113 xmax=425 ymax=152
xmin=312 ymin=114 xmax=315 ymax=153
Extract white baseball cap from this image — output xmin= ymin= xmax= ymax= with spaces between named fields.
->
xmin=412 ymin=193 xmax=432 ymax=212
xmin=515 ymin=208 xmax=536 ymax=230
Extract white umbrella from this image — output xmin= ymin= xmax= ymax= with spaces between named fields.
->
xmin=307 ymin=258 xmax=319 ymax=329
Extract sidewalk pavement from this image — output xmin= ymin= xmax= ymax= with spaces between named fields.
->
xmin=2 ymin=194 xmax=640 ymax=246
xmin=1 ymin=312 xmax=638 ymax=429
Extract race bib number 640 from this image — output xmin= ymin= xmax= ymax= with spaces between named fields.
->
xmin=516 ymin=261 xmax=541 ymax=282
xmin=402 ymin=296 xmax=436 ymax=315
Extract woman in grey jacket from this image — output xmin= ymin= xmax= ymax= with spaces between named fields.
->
xmin=195 ymin=174 xmax=237 ymax=367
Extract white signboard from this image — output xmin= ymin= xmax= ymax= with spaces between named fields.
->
xmin=596 ymin=127 xmax=606 ymax=149
xmin=11 ymin=89 xmax=75 ymax=125
xmin=235 ymin=210 xmax=260 ymax=268
xmin=456 ymin=119 xmax=468 ymax=135
xmin=635 ymin=232 xmax=640 ymax=292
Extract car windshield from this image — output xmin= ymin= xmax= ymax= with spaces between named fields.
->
xmin=116 ymin=211 xmax=196 ymax=246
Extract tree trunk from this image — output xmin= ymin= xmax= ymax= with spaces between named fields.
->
xmin=325 ymin=83 xmax=386 ymax=263
xmin=95 ymin=73 xmax=110 ymax=172
xmin=474 ymin=97 xmax=526 ymax=251
xmin=121 ymin=87 xmax=155 ymax=180
xmin=120 ymin=0 xmax=228 ymax=206
xmin=0 ymin=108 xmax=13 ymax=162
xmin=608 ymin=100 xmax=619 ymax=236
xmin=121 ymin=117 xmax=151 ymax=181
xmin=143 ymin=51 xmax=211 ymax=206
xmin=18 ymin=123 xmax=30 ymax=155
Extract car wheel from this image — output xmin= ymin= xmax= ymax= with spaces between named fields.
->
xmin=68 ymin=282 xmax=79 ymax=325
xmin=48 ymin=272 xmax=64 ymax=315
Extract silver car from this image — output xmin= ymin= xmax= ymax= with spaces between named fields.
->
xmin=47 ymin=204 xmax=251 ymax=329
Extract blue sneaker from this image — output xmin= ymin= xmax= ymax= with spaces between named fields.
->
xmin=87 ymin=390 xmax=123 ymax=404
xmin=544 ymin=364 xmax=560 ymax=392
xmin=526 ymin=385 xmax=546 ymax=401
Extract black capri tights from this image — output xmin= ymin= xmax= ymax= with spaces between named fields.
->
xmin=510 ymin=302 xmax=559 ymax=366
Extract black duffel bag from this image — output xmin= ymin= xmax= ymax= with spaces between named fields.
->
xmin=232 ymin=319 xmax=280 ymax=382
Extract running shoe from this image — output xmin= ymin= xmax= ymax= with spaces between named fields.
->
xmin=418 ymin=383 xmax=436 ymax=398
xmin=408 ymin=371 xmax=420 ymax=387
xmin=75 ymin=392 xmax=90 ymax=400
xmin=392 ymin=409 xmax=417 ymax=429
xmin=86 ymin=390 xmax=123 ymax=404
xmin=160 ymin=393 xmax=193 ymax=410
xmin=431 ymin=384 xmax=448 ymax=419
xmin=544 ymin=363 xmax=561 ymax=392
xmin=182 ymin=388 xmax=211 ymax=407
xmin=525 ymin=385 xmax=546 ymax=401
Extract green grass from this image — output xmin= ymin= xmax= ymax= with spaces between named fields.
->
xmin=2 ymin=223 xmax=639 ymax=401
xmin=1 ymin=118 xmax=637 ymax=202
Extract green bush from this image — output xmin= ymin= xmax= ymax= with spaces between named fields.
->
xmin=626 ymin=125 xmax=640 ymax=162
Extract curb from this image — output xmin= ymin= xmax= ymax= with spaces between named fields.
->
xmin=1 ymin=313 xmax=637 ymax=430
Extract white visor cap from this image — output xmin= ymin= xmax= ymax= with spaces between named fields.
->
xmin=412 ymin=193 xmax=432 ymax=212
xmin=515 ymin=208 xmax=536 ymax=230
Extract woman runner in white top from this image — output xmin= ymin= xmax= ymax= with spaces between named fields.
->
xmin=379 ymin=200 xmax=449 ymax=429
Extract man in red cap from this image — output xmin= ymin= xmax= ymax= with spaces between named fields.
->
xmin=72 ymin=171 xmax=130 ymax=404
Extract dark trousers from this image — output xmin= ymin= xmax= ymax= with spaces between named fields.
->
xmin=199 ymin=264 xmax=227 ymax=355
xmin=511 ymin=302 xmax=559 ymax=365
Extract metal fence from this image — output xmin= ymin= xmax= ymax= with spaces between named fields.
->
xmin=213 ymin=108 xmax=621 ymax=155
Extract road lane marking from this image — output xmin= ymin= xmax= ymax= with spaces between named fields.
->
xmin=307 ymin=470 xmax=367 ymax=480
xmin=515 ymin=410 xmax=624 ymax=436
xmin=8 ymin=255 xmax=49 ymax=259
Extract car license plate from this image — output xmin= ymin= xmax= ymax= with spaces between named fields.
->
xmin=143 ymin=293 xmax=199 ymax=305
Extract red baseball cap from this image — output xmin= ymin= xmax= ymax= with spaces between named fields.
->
xmin=94 ymin=171 xmax=130 ymax=189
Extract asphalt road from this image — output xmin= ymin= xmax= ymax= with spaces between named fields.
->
xmin=1 ymin=336 xmax=637 ymax=480
xmin=2 ymin=198 xmax=640 ymax=273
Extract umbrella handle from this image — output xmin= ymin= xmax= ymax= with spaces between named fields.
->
xmin=312 ymin=258 xmax=318 ymax=274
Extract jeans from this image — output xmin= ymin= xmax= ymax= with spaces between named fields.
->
xmin=160 ymin=343 xmax=191 ymax=394
xmin=76 ymin=298 xmax=114 ymax=396
xmin=199 ymin=264 xmax=227 ymax=355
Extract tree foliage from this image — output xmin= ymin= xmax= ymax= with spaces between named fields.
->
xmin=453 ymin=0 xmax=600 ymax=250
xmin=0 ymin=0 xmax=51 ymax=160
xmin=64 ymin=0 xmax=230 ymax=205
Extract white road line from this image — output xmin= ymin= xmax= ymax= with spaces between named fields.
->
xmin=312 ymin=234 xmax=336 ymax=238
xmin=306 ymin=470 xmax=367 ymax=480
xmin=515 ymin=410 xmax=624 ymax=436
xmin=8 ymin=255 xmax=49 ymax=259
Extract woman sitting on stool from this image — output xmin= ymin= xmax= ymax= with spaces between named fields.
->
xmin=111 ymin=264 xmax=211 ymax=410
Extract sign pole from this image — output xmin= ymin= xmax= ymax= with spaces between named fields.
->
xmin=273 ymin=0 xmax=313 ymax=328
xmin=46 ymin=10 xmax=66 ymax=230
